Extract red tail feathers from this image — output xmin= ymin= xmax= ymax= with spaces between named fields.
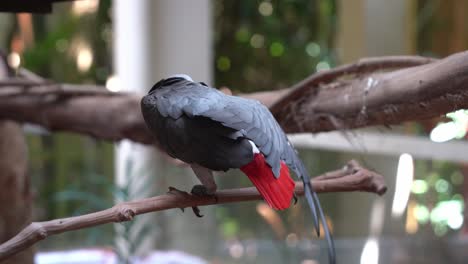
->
xmin=240 ymin=153 xmax=295 ymax=210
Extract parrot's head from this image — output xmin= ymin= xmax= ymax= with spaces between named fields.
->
xmin=148 ymin=74 xmax=210 ymax=94
xmin=167 ymin=74 xmax=193 ymax=81
xmin=148 ymin=73 xmax=195 ymax=94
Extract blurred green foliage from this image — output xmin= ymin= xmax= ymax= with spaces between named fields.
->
xmin=23 ymin=0 xmax=111 ymax=83
xmin=411 ymin=159 xmax=465 ymax=236
xmin=214 ymin=0 xmax=337 ymax=92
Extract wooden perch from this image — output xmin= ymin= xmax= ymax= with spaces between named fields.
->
xmin=0 ymin=160 xmax=386 ymax=261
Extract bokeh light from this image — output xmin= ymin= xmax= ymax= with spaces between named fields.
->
xmin=228 ymin=241 xmax=244 ymax=259
xmin=250 ymin=34 xmax=265 ymax=48
xmin=105 ymin=75 xmax=120 ymax=92
xmin=306 ymin=42 xmax=321 ymax=57
xmin=269 ymin=42 xmax=284 ymax=57
xmin=411 ymin=179 xmax=428 ymax=194
xmin=413 ymin=204 xmax=429 ymax=224
xmin=258 ymin=2 xmax=273 ymax=16
xmin=434 ymin=179 xmax=450 ymax=193
xmin=76 ymin=45 xmax=93 ymax=73
xmin=316 ymin=61 xmax=330 ymax=71
xmin=7 ymin=52 xmax=21 ymax=69
xmin=217 ymin=56 xmax=231 ymax=72
xmin=72 ymin=0 xmax=99 ymax=16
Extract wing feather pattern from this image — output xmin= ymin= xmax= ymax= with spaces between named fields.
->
xmin=149 ymin=81 xmax=290 ymax=176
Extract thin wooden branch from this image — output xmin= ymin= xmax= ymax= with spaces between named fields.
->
xmin=0 ymin=160 xmax=386 ymax=261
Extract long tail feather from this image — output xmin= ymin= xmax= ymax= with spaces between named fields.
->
xmin=303 ymin=177 xmax=321 ymax=236
xmin=297 ymin=160 xmax=336 ymax=264
xmin=313 ymin=190 xmax=336 ymax=264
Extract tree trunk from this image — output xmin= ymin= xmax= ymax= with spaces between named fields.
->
xmin=0 ymin=121 xmax=32 ymax=263
xmin=0 ymin=55 xmax=33 ymax=263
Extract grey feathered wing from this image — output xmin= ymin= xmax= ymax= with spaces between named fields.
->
xmin=152 ymin=82 xmax=292 ymax=175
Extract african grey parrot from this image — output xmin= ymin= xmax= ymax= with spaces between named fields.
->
xmin=140 ymin=74 xmax=335 ymax=263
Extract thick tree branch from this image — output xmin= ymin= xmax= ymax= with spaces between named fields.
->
xmin=271 ymin=52 xmax=468 ymax=132
xmin=0 ymin=160 xmax=386 ymax=261
xmin=0 ymin=54 xmax=452 ymax=145
xmin=0 ymin=53 xmax=466 ymax=144
xmin=0 ymin=84 xmax=153 ymax=144
xmin=270 ymin=56 xmax=436 ymax=110
xmin=0 ymin=68 xmax=153 ymax=143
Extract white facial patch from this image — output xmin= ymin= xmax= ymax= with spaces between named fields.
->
xmin=248 ymin=140 xmax=260 ymax=154
xmin=168 ymin=74 xmax=193 ymax=81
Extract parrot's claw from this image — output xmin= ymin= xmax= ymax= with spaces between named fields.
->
xmin=166 ymin=187 xmax=192 ymax=213
xmin=293 ymin=193 xmax=298 ymax=205
xmin=191 ymin=206 xmax=204 ymax=217
xmin=189 ymin=185 xmax=207 ymax=217
xmin=167 ymin=186 xmax=187 ymax=195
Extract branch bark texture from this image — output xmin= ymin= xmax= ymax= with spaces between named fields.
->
xmin=271 ymin=53 xmax=468 ymax=133
xmin=0 ymin=83 xmax=153 ymax=144
xmin=0 ymin=160 xmax=386 ymax=261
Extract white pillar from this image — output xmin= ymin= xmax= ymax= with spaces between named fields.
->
xmin=148 ymin=0 xmax=212 ymax=82
xmin=336 ymin=0 xmax=415 ymax=62
xmin=113 ymin=0 xmax=214 ymax=258
xmin=147 ymin=0 xmax=217 ymax=256
xmin=113 ymin=0 xmax=160 ymax=258
xmin=365 ymin=0 xmax=415 ymax=56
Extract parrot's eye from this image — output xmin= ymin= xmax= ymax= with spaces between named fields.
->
xmin=199 ymin=82 xmax=208 ymax=87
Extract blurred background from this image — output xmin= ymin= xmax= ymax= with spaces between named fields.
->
xmin=1 ymin=0 xmax=468 ymax=263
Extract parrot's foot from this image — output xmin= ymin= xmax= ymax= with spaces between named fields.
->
xmin=191 ymin=184 xmax=216 ymax=196
xmin=293 ymin=193 xmax=298 ymax=205
xmin=190 ymin=184 xmax=218 ymax=202
xmin=166 ymin=186 xmax=206 ymax=217
xmin=167 ymin=186 xmax=191 ymax=213
xmin=190 ymin=185 xmax=218 ymax=218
